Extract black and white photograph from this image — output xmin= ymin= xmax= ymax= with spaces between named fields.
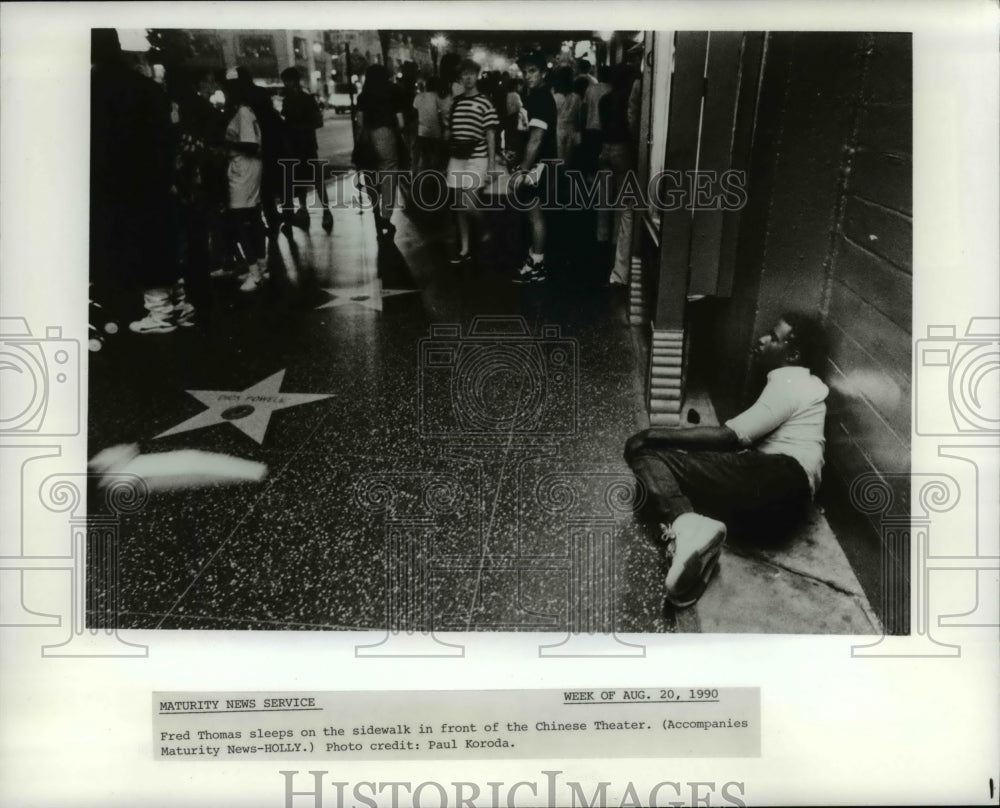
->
xmin=0 ymin=2 xmax=997 ymax=806
xmin=84 ymin=26 xmax=911 ymax=636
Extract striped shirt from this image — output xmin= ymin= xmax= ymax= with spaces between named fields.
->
xmin=448 ymin=93 xmax=499 ymax=158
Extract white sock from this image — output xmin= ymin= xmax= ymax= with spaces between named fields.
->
xmin=530 ymin=251 xmax=544 ymax=264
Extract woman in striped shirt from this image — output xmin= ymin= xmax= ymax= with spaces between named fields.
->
xmin=444 ymin=59 xmax=499 ymax=264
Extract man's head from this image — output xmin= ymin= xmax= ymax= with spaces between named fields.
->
xmin=458 ymin=58 xmax=481 ymax=92
xmin=197 ymin=70 xmax=219 ymax=100
xmin=753 ymin=312 xmax=827 ymax=374
xmin=577 ymin=58 xmax=593 ymax=76
xmin=91 ymin=28 xmax=122 ymax=68
xmin=520 ymin=51 xmax=548 ymax=90
xmin=281 ymin=67 xmax=302 ymax=93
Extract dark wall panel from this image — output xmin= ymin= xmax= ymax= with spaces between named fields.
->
xmin=846 ymin=151 xmax=912 ymax=215
xmin=832 ymin=234 xmax=912 ymax=331
xmin=841 ymin=196 xmax=912 ymax=274
xmin=856 ymin=102 xmax=912 ymax=157
xmin=826 ymin=319 xmax=911 ymax=438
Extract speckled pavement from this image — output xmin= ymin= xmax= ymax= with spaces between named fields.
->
xmin=89 ymin=174 xmax=877 ymax=636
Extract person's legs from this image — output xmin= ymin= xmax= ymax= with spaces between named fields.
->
xmin=413 ymin=136 xmax=427 ymax=176
xmin=625 ymin=439 xmax=810 ymax=529
xmin=595 ymin=145 xmax=614 ymax=245
xmin=456 ymin=205 xmax=472 ymax=255
xmin=260 ymin=160 xmax=281 ymax=234
xmin=130 ymin=198 xmax=181 ymax=333
xmin=607 ymin=143 xmax=634 ymax=285
xmin=226 ymin=207 xmax=267 ymax=291
xmin=527 ymin=204 xmax=546 ymax=258
xmin=370 ymin=127 xmax=399 ymax=226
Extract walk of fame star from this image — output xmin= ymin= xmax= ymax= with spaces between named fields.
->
xmin=154 ymin=370 xmax=333 ymax=444
xmin=316 ymin=281 xmax=419 ymax=311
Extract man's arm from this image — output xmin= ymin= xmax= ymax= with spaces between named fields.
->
xmin=625 ymin=425 xmax=740 ymax=456
xmin=485 ymin=126 xmax=497 ymax=172
xmin=521 ymin=126 xmax=544 ymax=171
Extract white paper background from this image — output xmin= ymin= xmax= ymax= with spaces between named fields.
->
xmin=1 ymin=2 xmax=997 ymax=806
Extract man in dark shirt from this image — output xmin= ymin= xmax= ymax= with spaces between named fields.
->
xmin=90 ymin=28 xmax=182 ymax=333
xmin=512 ymin=51 xmax=558 ymax=285
xmin=280 ymin=67 xmax=333 ymax=233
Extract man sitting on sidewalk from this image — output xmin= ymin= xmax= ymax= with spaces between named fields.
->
xmin=624 ymin=312 xmax=829 ymax=608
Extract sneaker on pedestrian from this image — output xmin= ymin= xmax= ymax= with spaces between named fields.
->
xmin=237 ymin=263 xmax=269 ymax=282
xmin=661 ymin=512 xmax=727 ymax=608
xmin=129 ymin=314 xmax=177 ymax=334
xmin=171 ymin=283 xmax=196 ymax=327
xmin=209 ymin=267 xmax=235 ymax=279
xmin=512 ymin=254 xmax=546 ymax=284
xmin=131 ymin=288 xmax=177 ymax=333
xmin=239 ymin=260 xmax=268 ymax=292
xmin=172 ymin=300 xmax=196 ymax=327
xmin=449 ymin=250 xmax=472 ymax=267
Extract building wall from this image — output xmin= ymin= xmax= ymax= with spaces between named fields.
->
xmin=185 ymin=29 xmax=330 ymax=90
xmin=694 ymin=32 xmax=912 ymax=628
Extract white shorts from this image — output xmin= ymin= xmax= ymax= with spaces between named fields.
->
xmin=228 ymin=154 xmax=263 ymax=209
xmin=446 ymin=156 xmax=489 ymax=190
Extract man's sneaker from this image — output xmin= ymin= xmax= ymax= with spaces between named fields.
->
xmin=662 ymin=513 xmax=727 ymax=608
xmin=449 ymin=250 xmax=472 ymax=266
xmin=173 ymin=301 xmax=196 ymax=327
xmin=209 ymin=267 xmax=235 ymax=279
xmin=239 ymin=260 xmax=268 ymax=292
xmin=237 ymin=265 xmax=270 ymax=282
xmin=128 ymin=314 xmax=176 ymax=334
xmin=512 ymin=255 xmax=546 ymax=284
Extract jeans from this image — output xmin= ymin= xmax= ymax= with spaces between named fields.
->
xmin=226 ymin=206 xmax=266 ymax=265
xmin=624 ymin=439 xmax=811 ymax=538
xmin=604 ymin=142 xmax=635 ymax=283
xmin=281 ymin=150 xmax=329 ymax=213
xmin=362 ymin=126 xmax=400 ymax=223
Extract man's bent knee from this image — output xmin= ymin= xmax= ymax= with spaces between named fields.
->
xmin=623 ymin=430 xmax=651 ymax=464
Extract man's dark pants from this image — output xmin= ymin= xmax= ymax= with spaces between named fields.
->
xmin=624 ymin=438 xmax=812 ymax=541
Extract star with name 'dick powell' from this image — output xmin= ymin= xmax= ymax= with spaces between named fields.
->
xmin=155 ymin=370 xmax=333 ymax=445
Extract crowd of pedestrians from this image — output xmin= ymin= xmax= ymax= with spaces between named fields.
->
xmin=90 ymin=28 xmax=644 ymax=340
xmin=353 ymin=48 xmax=644 ymax=287
xmin=90 ymin=29 xmax=333 ymax=335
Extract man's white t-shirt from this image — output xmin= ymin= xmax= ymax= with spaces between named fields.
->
xmin=724 ymin=365 xmax=829 ymax=495
xmin=225 ymin=105 xmax=263 ymax=209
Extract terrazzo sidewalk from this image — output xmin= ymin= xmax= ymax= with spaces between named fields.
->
xmin=88 ymin=173 xmax=880 ymax=637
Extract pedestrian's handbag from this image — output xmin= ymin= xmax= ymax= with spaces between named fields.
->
xmin=447 ymin=100 xmax=478 ymax=160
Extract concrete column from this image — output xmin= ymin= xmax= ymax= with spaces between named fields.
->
xmin=648 ymin=32 xmax=708 ymax=426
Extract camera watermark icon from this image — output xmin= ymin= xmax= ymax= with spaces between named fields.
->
xmin=0 ymin=316 xmax=80 ymax=436
xmin=352 ymin=461 xmax=646 ymax=658
xmin=848 ymin=468 xmax=998 ymax=658
xmin=353 ymin=471 xmax=468 ymax=658
xmin=915 ymin=317 xmax=999 ymax=435
xmin=417 ymin=317 xmax=578 ymax=438
xmin=0 ymin=472 xmax=148 ymax=657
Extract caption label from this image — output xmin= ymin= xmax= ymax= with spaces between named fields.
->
xmin=153 ymin=688 xmax=760 ymax=760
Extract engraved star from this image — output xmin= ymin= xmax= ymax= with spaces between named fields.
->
xmin=316 ymin=281 xmax=419 ymax=311
xmin=154 ymin=370 xmax=333 ymax=445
